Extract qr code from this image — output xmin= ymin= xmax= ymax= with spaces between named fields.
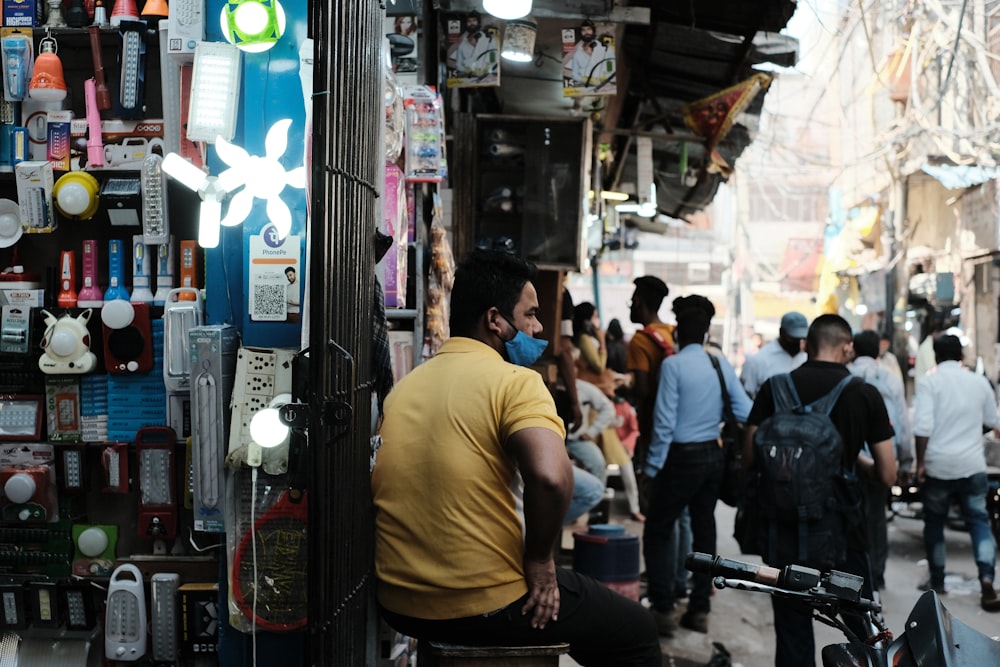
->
xmin=251 ymin=284 xmax=286 ymax=321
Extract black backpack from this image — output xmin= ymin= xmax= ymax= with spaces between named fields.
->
xmin=750 ymin=373 xmax=862 ymax=569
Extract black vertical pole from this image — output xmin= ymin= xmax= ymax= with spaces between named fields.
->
xmin=308 ymin=0 xmax=382 ymax=664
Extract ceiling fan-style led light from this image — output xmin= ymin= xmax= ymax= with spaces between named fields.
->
xmin=221 ymin=0 xmax=286 ymax=53
xmin=501 ymin=19 xmax=536 ymax=63
xmin=187 ymin=41 xmax=242 ymax=144
xmin=161 ymin=119 xmax=304 ymax=248
xmin=161 ymin=154 xmax=233 ymax=249
xmin=484 ymin=0 xmax=531 ymax=20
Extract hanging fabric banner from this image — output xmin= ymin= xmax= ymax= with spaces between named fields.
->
xmin=682 ymin=73 xmax=772 ymax=150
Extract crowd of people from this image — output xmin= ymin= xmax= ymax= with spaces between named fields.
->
xmin=370 ymin=249 xmax=1000 ymax=666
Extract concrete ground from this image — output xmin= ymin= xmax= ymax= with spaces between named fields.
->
xmin=560 ymin=494 xmax=1000 ymax=666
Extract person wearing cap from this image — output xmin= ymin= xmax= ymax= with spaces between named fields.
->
xmin=625 ymin=275 xmax=674 ymax=472
xmin=642 ymin=295 xmax=752 ymax=637
xmin=740 ymin=311 xmax=808 ymax=398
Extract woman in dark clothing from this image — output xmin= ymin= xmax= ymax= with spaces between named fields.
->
xmin=605 ymin=318 xmax=628 ymax=374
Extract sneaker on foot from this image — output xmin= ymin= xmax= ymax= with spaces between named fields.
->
xmin=981 ymin=579 xmax=1000 ymax=612
xmin=679 ymin=610 xmax=708 ymax=634
xmin=650 ymin=607 xmax=677 ymax=637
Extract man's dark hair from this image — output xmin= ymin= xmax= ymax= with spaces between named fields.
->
xmin=449 ymin=249 xmax=537 ymax=337
xmin=674 ymin=294 xmax=713 ymax=345
xmin=805 ymin=314 xmax=852 ymax=357
xmin=633 ymin=275 xmax=669 ymax=310
xmin=853 ymin=330 xmax=879 ymax=359
xmin=933 ymin=334 xmax=963 ymax=363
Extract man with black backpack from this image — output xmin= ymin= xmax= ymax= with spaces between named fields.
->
xmin=744 ymin=314 xmax=897 ymax=667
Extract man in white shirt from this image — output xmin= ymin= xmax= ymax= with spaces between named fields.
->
xmin=740 ymin=311 xmax=808 ymax=398
xmin=850 ymin=330 xmax=912 ymax=589
xmin=913 ymin=334 xmax=1000 ymax=611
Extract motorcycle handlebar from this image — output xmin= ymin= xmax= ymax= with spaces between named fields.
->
xmin=686 ymin=553 xmax=823 ymax=592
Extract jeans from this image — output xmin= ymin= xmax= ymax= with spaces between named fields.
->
xmin=642 ymin=441 xmax=722 ymax=614
xmin=565 ymin=467 xmax=604 ymax=525
xmin=922 ymin=472 xmax=997 ymax=585
xmin=379 ymin=567 xmax=662 ymax=666
xmin=670 ymin=507 xmax=692 ymax=591
xmin=567 ymin=439 xmax=607 ymax=485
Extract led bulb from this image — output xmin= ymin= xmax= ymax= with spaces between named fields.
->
xmin=249 ymin=408 xmax=288 ymax=448
xmin=483 ymin=0 xmax=531 ymax=20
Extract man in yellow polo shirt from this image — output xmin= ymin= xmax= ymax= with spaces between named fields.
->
xmin=373 ymin=250 xmax=660 ymax=665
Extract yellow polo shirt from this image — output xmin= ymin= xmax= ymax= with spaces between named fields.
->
xmin=372 ymin=337 xmax=566 ymax=619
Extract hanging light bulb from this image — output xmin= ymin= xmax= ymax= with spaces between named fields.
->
xmin=220 ymin=0 xmax=286 ymax=53
xmin=29 ymin=36 xmax=67 ymax=102
xmin=483 ymin=0 xmax=531 ymax=20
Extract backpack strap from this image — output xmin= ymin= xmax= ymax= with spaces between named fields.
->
xmin=768 ymin=373 xmax=802 ymax=413
xmin=638 ymin=327 xmax=674 ymax=356
xmin=807 ymin=374 xmax=859 ymax=416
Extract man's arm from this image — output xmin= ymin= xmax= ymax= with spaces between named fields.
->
xmin=863 ymin=439 xmax=897 ymax=488
xmin=915 ymin=435 xmax=929 ymax=484
xmin=507 ymin=426 xmax=573 ymax=629
xmin=644 ymin=360 xmax=679 ymax=477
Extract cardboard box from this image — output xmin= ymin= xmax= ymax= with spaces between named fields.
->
xmin=189 ymin=325 xmax=239 ymax=532
xmin=45 ymin=110 xmax=72 ymax=171
xmin=0 ymin=288 xmax=43 ymax=306
xmin=2 ymin=0 xmax=36 ymax=27
xmin=14 ymin=160 xmax=54 ymax=231
xmin=178 ymin=583 xmax=218 ymax=658
xmin=69 ymin=118 xmax=165 ymax=170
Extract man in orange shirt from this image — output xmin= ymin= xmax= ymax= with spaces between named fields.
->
xmin=626 ymin=275 xmax=674 ymax=471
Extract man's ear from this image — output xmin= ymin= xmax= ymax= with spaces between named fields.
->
xmin=486 ymin=307 xmax=505 ymax=336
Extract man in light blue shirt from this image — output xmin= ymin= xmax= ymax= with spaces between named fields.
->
xmin=642 ymin=295 xmax=752 ymax=637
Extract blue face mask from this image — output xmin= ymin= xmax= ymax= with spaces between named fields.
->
xmin=501 ymin=315 xmax=548 ymax=367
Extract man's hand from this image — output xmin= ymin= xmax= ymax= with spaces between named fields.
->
xmin=916 ymin=463 xmax=927 ymax=484
xmin=568 ymin=402 xmax=584 ymax=434
xmin=521 ymin=557 xmax=560 ymax=629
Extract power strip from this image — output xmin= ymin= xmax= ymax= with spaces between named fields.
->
xmin=150 ymin=572 xmax=179 ymax=662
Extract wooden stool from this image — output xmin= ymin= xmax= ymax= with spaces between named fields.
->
xmin=418 ymin=641 xmax=570 ymax=667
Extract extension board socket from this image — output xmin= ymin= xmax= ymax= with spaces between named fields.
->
xmin=105 ymin=563 xmax=146 ymax=661
xmin=150 ymin=573 xmax=179 ymax=662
